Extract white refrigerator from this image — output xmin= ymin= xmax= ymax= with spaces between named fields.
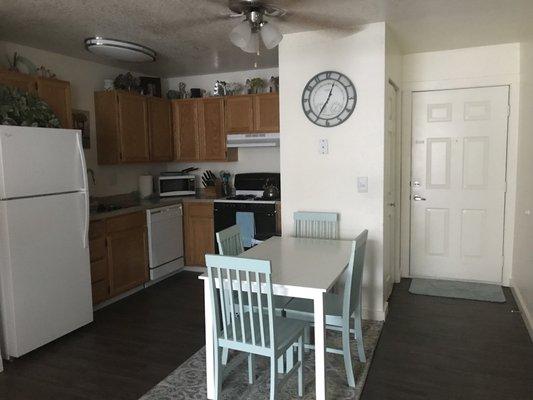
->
xmin=0 ymin=126 xmax=93 ymax=359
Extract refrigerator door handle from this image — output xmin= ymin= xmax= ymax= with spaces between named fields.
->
xmin=76 ymin=133 xmax=89 ymax=248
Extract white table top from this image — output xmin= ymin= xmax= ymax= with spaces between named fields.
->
xmin=199 ymin=236 xmax=353 ymax=294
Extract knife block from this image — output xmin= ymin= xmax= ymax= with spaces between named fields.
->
xmin=202 ymin=181 xmax=223 ymax=198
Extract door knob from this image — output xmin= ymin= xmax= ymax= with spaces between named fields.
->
xmin=413 ymin=195 xmax=426 ymax=201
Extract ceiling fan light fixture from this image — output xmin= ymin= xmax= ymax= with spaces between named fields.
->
xmin=241 ymin=32 xmax=260 ymax=54
xmin=84 ymin=37 xmax=156 ymax=62
xmin=229 ymin=20 xmax=252 ymax=48
xmin=260 ymin=21 xmax=282 ymax=49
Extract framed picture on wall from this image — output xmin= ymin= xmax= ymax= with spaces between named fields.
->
xmin=72 ymin=109 xmax=90 ymax=149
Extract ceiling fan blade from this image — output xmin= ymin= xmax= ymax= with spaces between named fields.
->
xmin=277 ymin=10 xmax=360 ymax=33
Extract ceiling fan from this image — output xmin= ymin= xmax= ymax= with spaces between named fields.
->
xmin=208 ymin=0 xmax=355 ymax=54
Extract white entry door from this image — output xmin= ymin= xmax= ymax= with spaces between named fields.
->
xmin=410 ymin=86 xmax=509 ymax=283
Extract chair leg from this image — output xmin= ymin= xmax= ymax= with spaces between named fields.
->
xmin=270 ymin=356 xmax=278 ymax=400
xmin=342 ymin=324 xmax=356 ymax=388
xmin=286 ymin=345 xmax=294 ymax=371
xmin=277 ymin=354 xmax=284 ymax=373
xmin=304 ymin=325 xmax=311 ymax=353
xmin=221 ymin=347 xmax=229 ymax=365
xmin=214 ymin=344 xmax=222 ymax=399
xmin=353 ymin=314 xmax=366 ymax=363
xmin=298 ymin=335 xmax=304 ymax=397
xmin=248 ymin=353 xmax=255 ymax=384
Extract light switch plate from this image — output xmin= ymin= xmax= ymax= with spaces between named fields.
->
xmin=319 ymin=138 xmax=328 ymax=154
xmin=357 ymin=176 xmax=368 ymax=193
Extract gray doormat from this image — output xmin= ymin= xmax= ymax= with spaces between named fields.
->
xmin=140 ymin=320 xmax=383 ymax=400
xmin=409 ymin=278 xmax=506 ymax=303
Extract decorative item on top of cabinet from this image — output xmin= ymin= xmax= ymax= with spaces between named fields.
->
xmin=183 ymin=201 xmax=215 ymax=267
xmin=0 ymin=69 xmax=73 ymax=128
xmin=147 ymin=97 xmax=173 ymax=161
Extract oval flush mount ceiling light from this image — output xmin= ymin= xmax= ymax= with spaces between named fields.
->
xmin=84 ymin=37 xmax=156 ymax=62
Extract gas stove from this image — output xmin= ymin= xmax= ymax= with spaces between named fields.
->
xmin=214 ymin=173 xmax=280 ymax=204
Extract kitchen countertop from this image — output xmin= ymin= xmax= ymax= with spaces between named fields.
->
xmin=89 ymin=194 xmax=223 ymax=221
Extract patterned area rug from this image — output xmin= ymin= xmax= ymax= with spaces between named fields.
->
xmin=140 ymin=320 xmax=383 ymax=400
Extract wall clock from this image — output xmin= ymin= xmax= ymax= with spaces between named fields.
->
xmin=301 ymin=71 xmax=357 ymax=127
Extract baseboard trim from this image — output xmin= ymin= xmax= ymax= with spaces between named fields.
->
xmin=510 ymin=280 xmax=533 ymax=342
xmin=184 ymin=266 xmax=206 ymax=273
xmin=93 ymin=284 xmax=145 ymax=311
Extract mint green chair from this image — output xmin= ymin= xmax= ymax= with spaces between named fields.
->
xmin=294 ymin=211 xmax=339 ymax=239
xmin=216 ymin=225 xmax=244 ymax=256
xmin=284 ymin=230 xmax=368 ymax=388
xmin=206 ymin=254 xmax=307 ymax=400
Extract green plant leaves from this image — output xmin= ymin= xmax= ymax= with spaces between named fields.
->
xmin=0 ymin=85 xmax=61 ymax=128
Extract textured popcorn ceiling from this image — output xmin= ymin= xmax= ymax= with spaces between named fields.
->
xmin=1 ymin=0 xmax=533 ymax=77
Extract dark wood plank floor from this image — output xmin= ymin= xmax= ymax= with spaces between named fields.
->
xmin=361 ymin=279 xmax=533 ymax=400
xmin=0 ymin=273 xmax=532 ymax=399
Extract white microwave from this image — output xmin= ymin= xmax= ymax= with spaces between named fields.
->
xmin=157 ymin=174 xmax=196 ymax=197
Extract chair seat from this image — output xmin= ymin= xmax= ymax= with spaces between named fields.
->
xmin=284 ymin=294 xmax=344 ymax=326
xmin=219 ymin=312 xmax=307 ymax=354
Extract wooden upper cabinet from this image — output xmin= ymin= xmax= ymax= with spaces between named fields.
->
xmin=95 ymin=91 xmax=121 ymax=164
xmin=199 ymin=97 xmax=226 ymax=161
xmin=225 ymin=95 xmax=254 ymax=133
xmin=117 ymin=91 xmax=150 ymax=163
xmin=253 ymin=93 xmax=279 ymax=133
xmin=0 ymin=70 xmax=36 ymax=94
xmin=37 ymin=77 xmax=73 ymax=129
xmin=172 ymin=99 xmax=199 ymax=161
xmin=147 ymin=97 xmax=173 ymax=162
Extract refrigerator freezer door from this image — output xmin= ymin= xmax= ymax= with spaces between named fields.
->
xmin=0 ymin=192 xmax=93 ymax=357
xmin=0 ymin=126 xmax=85 ymax=199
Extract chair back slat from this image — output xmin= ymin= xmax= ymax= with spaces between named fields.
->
xmin=206 ymin=254 xmax=275 ymax=353
xmin=216 ymin=225 xmax=244 ymax=256
xmin=342 ymin=230 xmax=369 ymax=319
xmin=294 ymin=211 xmax=339 ymax=239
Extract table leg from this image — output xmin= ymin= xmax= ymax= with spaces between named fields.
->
xmin=314 ymin=293 xmax=326 ymax=400
xmin=204 ymin=279 xmax=214 ymax=399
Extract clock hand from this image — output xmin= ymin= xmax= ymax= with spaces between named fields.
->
xmin=318 ymin=83 xmax=335 ymax=116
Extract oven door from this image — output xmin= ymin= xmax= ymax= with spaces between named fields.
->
xmin=213 ymin=202 xmax=277 ymax=251
xmin=158 ymin=176 xmax=195 ymax=197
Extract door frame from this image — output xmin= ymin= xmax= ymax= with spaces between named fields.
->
xmin=399 ymin=76 xmax=519 ymax=286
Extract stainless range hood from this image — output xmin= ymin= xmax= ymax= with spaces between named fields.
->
xmin=227 ymin=133 xmax=280 ymax=148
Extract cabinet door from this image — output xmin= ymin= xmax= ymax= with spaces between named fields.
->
xmin=148 ymin=97 xmax=173 ymax=162
xmin=107 ymin=226 xmax=148 ymax=296
xmin=225 ymin=95 xmax=254 ymax=133
xmin=0 ymin=70 xmax=36 ymax=94
xmin=253 ymin=93 xmax=279 ymax=133
xmin=172 ymin=99 xmax=199 ymax=161
xmin=199 ymin=98 xmax=226 ymax=161
xmin=184 ymin=202 xmax=214 ymax=266
xmin=37 ymin=77 xmax=73 ymax=129
xmin=117 ymin=92 xmax=150 ymax=162
xmin=94 ymin=91 xmax=121 ymax=164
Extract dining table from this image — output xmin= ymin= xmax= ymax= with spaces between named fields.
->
xmin=199 ymin=235 xmax=354 ymax=400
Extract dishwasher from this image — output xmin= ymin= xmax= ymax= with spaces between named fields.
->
xmin=146 ymin=204 xmax=184 ymax=282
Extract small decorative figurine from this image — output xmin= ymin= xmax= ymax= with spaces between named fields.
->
xmin=268 ymin=76 xmax=279 ymax=93
xmin=245 ymin=79 xmax=252 ymax=94
xmin=178 ymin=82 xmax=187 ymax=99
xmin=213 ymin=80 xmax=227 ymax=96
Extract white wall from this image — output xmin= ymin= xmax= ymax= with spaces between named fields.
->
xmin=279 ymin=23 xmax=387 ymax=320
xmin=512 ymin=42 xmax=533 ymax=339
xmin=165 ymin=67 xmax=281 ymax=182
xmin=0 ymin=40 xmax=167 ymax=197
xmin=400 ymin=43 xmax=521 ymax=286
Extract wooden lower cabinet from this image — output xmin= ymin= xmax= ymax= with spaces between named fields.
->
xmin=183 ymin=202 xmax=214 ymax=267
xmin=88 ymin=212 xmax=149 ymax=305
